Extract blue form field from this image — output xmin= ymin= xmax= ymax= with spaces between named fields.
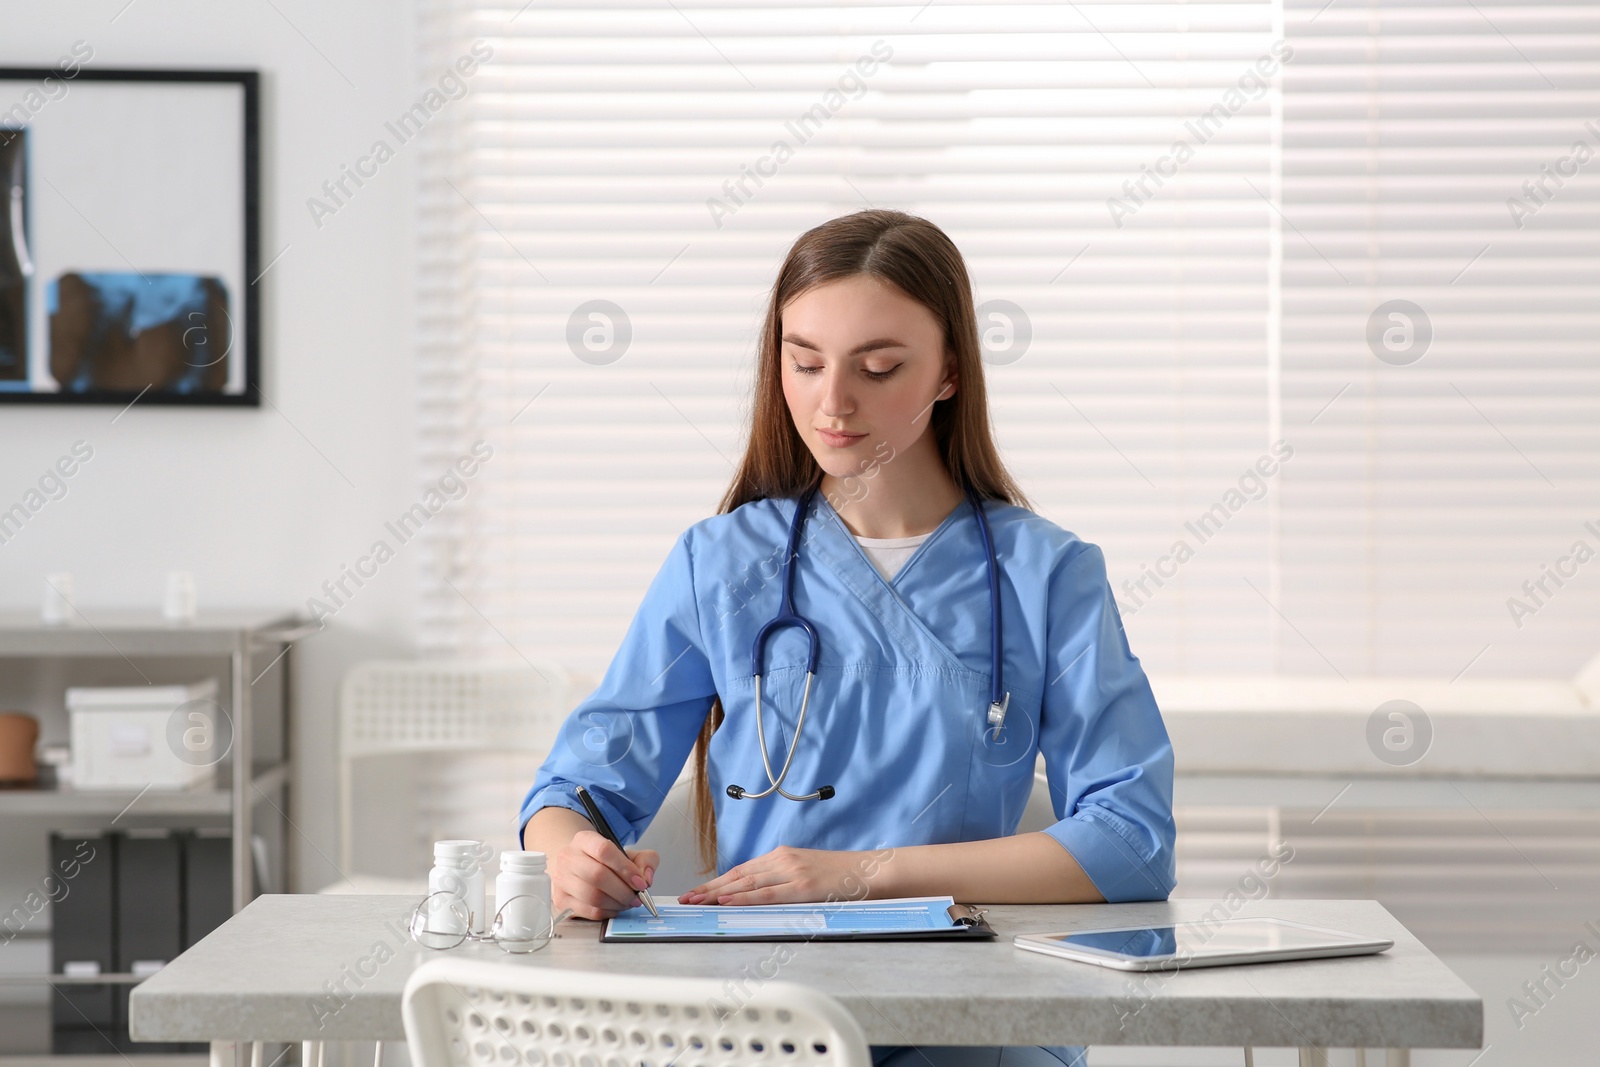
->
xmin=605 ymin=895 xmax=959 ymax=939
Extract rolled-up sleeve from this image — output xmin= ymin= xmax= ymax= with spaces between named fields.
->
xmin=517 ymin=528 xmax=718 ymax=849
xmin=1036 ymin=543 xmax=1177 ymax=902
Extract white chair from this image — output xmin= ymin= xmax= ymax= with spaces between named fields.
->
xmin=402 ymin=958 xmax=873 ymax=1067
xmin=311 ymin=661 xmax=579 ymax=1067
xmin=325 ymin=659 xmax=574 ymax=893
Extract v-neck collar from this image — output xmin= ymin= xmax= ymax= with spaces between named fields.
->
xmin=815 ymin=493 xmax=969 ymax=594
xmin=799 ymin=491 xmax=986 ymax=682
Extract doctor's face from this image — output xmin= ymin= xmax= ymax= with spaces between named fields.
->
xmin=779 ymin=274 xmax=956 ymax=479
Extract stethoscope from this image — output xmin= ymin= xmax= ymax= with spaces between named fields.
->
xmin=726 ymin=481 xmax=1010 ymax=802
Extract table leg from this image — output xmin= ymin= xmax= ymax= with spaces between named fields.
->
xmin=1243 ymin=1049 xmax=1254 ymax=1067
xmin=1386 ymin=1052 xmax=1410 ymax=1067
xmin=1297 ymin=1050 xmax=1330 ymax=1067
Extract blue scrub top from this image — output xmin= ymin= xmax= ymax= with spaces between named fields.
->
xmin=518 ymin=492 xmax=1176 ymax=904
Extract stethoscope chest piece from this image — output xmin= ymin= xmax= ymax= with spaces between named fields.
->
xmin=988 ymin=691 xmax=1010 ymax=729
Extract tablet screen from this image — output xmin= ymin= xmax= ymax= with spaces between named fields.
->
xmin=1051 ymin=919 xmax=1377 ymax=960
xmin=1061 ymin=926 xmax=1179 ymax=957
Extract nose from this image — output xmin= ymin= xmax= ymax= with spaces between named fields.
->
xmin=818 ymin=366 xmax=854 ymax=418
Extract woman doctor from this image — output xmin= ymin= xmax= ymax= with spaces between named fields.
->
xmin=519 ymin=208 xmax=1175 ymax=1067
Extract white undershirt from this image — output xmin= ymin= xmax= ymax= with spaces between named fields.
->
xmin=852 ymin=531 xmax=932 ymax=584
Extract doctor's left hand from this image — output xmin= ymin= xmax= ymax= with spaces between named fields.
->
xmin=678 ymin=845 xmax=870 ymax=906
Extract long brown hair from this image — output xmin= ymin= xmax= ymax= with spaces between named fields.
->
xmin=688 ymin=208 xmax=1032 ymax=874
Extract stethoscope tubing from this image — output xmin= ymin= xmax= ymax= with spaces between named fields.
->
xmin=731 ymin=482 xmax=1006 ymax=802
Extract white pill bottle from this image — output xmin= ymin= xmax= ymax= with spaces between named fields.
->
xmin=429 ymin=839 xmax=487 ymax=935
xmin=494 ymin=851 xmax=552 ymax=943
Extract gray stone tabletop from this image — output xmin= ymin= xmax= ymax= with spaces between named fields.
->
xmin=129 ymin=895 xmax=1482 ymax=1050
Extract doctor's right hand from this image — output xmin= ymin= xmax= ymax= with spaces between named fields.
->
xmin=550 ymin=829 xmax=658 ymax=921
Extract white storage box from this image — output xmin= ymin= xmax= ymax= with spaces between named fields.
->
xmin=67 ymin=679 xmax=223 ymax=790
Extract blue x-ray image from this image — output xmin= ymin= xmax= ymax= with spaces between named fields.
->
xmin=48 ymin=271 xmax=231 ymax=394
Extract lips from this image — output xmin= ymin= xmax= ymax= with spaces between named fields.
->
xmin=816 ymin=428 xmax=867 ymax=447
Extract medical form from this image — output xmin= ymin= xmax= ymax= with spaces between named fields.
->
xmin=600 ymin=895 xmax=995 ymax=942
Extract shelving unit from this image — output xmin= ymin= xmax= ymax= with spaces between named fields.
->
xmin=0 ymin=609 xmax=312 ymax=1060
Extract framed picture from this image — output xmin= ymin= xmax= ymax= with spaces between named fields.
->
xmin=0 ymin=65 xmax=259 ymax=405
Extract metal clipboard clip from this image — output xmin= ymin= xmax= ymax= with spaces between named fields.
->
xmin=946 ymin=903 xmax=991 ymax=930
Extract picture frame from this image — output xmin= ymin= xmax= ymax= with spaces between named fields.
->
xmin=0 ymin=66 xmax=260 ymax=406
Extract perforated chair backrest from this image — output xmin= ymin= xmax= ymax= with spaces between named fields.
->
xmin=402 ymin=959 xmax=873 ymax=1067
xmin=337 ymin=660 xmax=574 ymax=873
xmin=340 ymin=660 xmax=572 ymax=758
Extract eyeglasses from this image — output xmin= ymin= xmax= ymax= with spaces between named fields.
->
xmin=407 ymin=891 xmax=574 ymax=954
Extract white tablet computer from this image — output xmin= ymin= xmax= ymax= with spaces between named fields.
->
xmin=1013 ymin=917 xmax=1393 ymax=971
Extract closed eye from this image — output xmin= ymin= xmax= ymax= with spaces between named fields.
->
xmin=789 ymin=361 xmax=901 ymax=381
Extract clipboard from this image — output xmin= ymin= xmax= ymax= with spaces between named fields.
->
xmin=601 ymin=902 xmax=992 ymax=940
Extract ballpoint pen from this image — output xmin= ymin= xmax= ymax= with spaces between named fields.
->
xmin=574 ymin=786 xmax=660 ymax=918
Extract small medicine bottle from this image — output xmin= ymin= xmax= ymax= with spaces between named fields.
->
xmin=494 ymin=851 xmax=552 ymax=941
xmin=429 ymin=840 xmax=487 ymax=935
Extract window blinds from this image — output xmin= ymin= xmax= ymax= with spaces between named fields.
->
xmin=415 ymin=1 xmax=1598 ymax=683
xmin=1276 ymin=0 xmax=1600 ymax=678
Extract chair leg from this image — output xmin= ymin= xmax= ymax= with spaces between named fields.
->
xmin=1385 ymin=1052 xmax=1410 ymax=1067
xmin=374 ymin=1042 xmax=383 ymax=1067
xmin=1242 ymin=1048 xmax=1254 ymax=1067
xmin=211 ymin=1042 xmax=237 ymax=1067
xmin=251 ymin=1043 xmax=264 ymax=1067
xmin=1298 ymin=1050 xmax=1330 ymax=1067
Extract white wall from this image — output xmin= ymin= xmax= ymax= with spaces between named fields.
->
xmin=3 ymin=0 xmax=421 ymax=894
